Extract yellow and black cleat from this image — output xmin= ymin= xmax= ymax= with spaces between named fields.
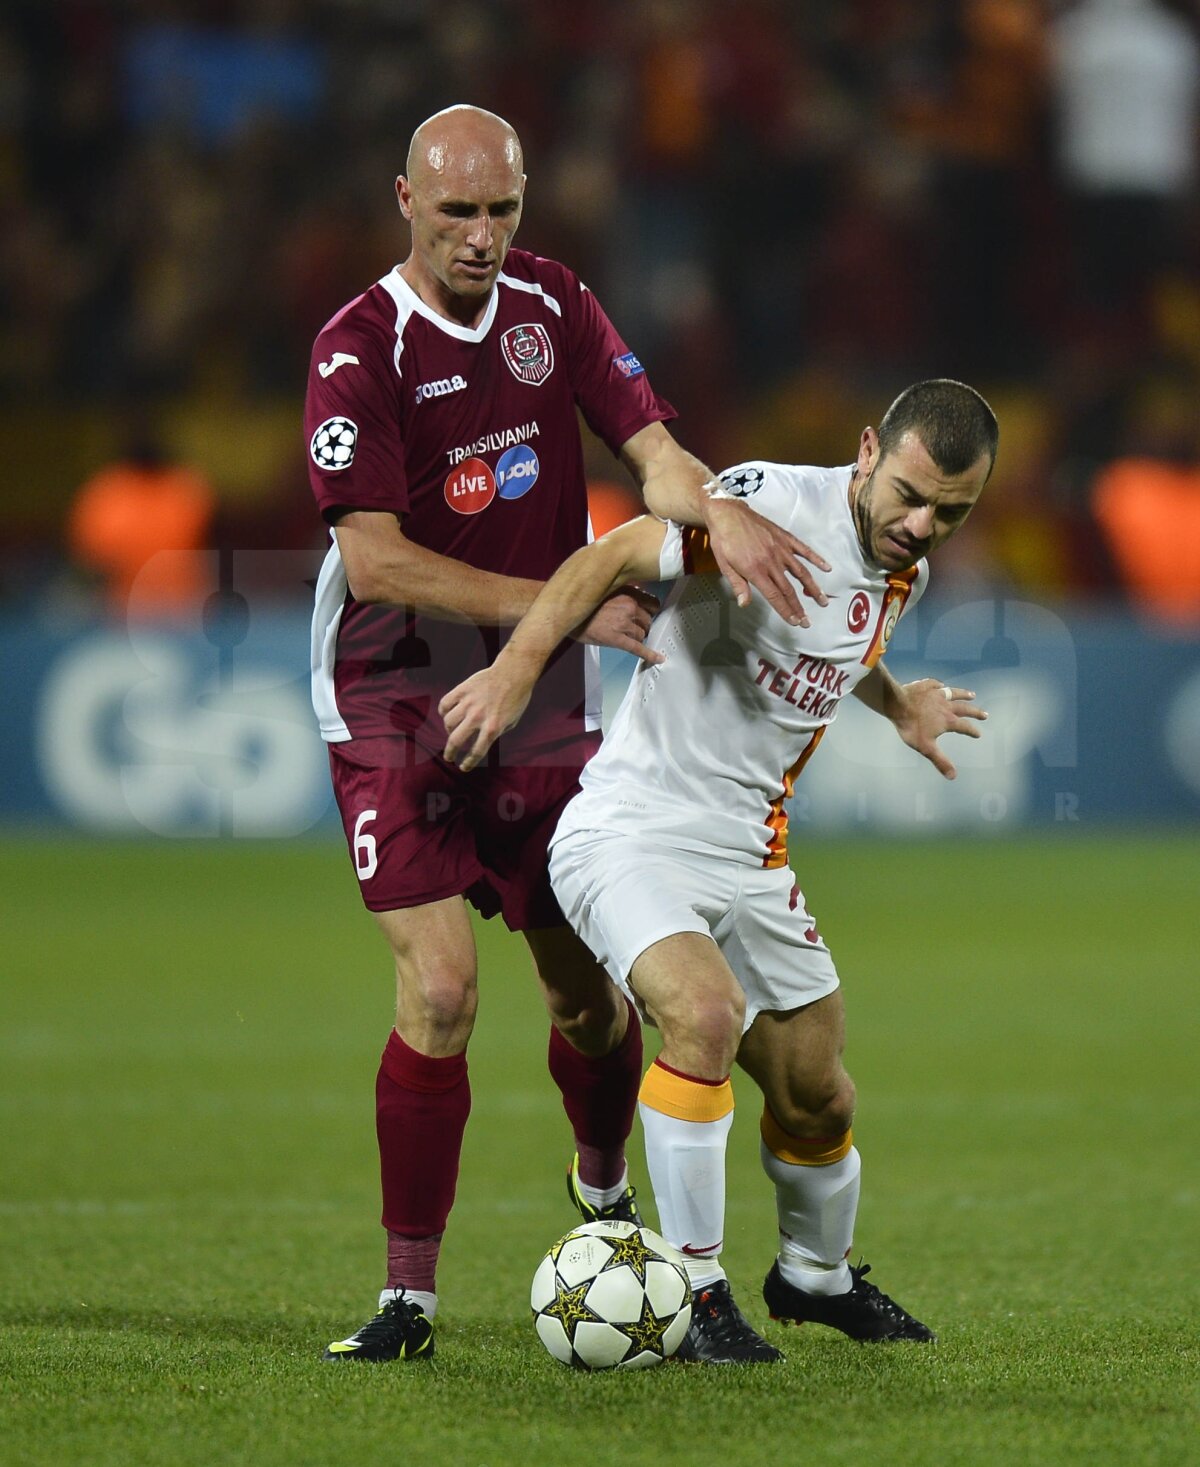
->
xmin=323 ymin=1293 xmax=434 ymax=1362
xmin=565 ymin=1154 xmax=644 ymax=1226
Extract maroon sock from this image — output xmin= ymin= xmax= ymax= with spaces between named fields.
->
xmin=376 ymin=1029 xmax=471 ymax=1291
xmin=386 ymin=1231 xmax=443 ymax=1295
xmin=547 ymin=999 xmax=643 ymax=1189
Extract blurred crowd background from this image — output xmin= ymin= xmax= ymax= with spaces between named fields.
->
xmin=4 ymin=0 xmax=1200 ymax=623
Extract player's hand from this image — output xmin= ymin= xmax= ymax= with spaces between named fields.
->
xmin=892 ymin=678 xmax=988 ymax=780
xmin=703 ymin=497 xmax=830 ymax=627
xmin=573 ymin=585 xmax=664 ymax=663
xmin=439 ymin=666 xmax=534 ymax=773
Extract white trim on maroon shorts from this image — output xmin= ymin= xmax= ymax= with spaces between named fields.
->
xmin=311 ymin=531 xmax=351 ymax=742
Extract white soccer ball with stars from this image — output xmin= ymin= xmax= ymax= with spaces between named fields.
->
xmin=530 ymin=1220 xmax=692 ymax=1370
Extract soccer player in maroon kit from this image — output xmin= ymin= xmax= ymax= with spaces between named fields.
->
xmin=305 ymin=105 xmax=828 ymax=1362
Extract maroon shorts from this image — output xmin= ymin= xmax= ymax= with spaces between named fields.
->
xmin=327 ymin=730 xmax=602 ymax=930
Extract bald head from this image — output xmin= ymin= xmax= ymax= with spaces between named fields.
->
xmin=406 ymin=106 xmax=523 ymax=189
xmin=396 ymin=105 xmax=527 ymax=324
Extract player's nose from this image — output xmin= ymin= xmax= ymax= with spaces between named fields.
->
xmin=465 ymin=214 xmax=494 ymax=253
xmin=905 ymin=504 xmax=935 ymax=540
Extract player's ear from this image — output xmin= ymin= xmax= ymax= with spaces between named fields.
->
xmin=395 ymin=175 xmax=413 ymax=220
xmin=857 ymin=427 xmax=879 ymax=476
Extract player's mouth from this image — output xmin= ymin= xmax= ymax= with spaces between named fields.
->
xmin=881 ymin=530 xmax=924 ymax=563
xmin=455 ymin=258 xmax=495 ymax=279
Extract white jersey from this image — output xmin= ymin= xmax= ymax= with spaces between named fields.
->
xmin=551 ymin=461 xmax=928 ymax=868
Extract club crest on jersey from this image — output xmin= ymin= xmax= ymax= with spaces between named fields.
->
xmin=879 ymin=596 xmax=903 ymax=650
xmin=861 ymin=571 xmax=917 ymax=670
xmin=718 ymin=465 xmax=765 ymax=499
xmin=501 ymin=323 xmax=554 ymax=385
xmin=847 ymin=591 xmax=871 ymax=634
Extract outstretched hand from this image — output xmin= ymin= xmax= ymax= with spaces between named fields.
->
xmin=704 ymin=496 xmax=830 ymax=627
xmin=892 ymin=678 xmax=988 ymax=780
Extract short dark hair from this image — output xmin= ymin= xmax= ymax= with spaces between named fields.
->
xmin=877 ymin=379 xmax=999 ymax=480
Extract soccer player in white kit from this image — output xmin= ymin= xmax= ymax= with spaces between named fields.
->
xmin=439 ymin=380 xmax=998 ymax=1362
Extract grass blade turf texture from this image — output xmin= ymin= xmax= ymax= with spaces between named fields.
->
xmin=0 ymin=835 xmax=1196 ymax=1466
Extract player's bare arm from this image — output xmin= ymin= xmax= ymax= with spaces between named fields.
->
xmin=439 ymin=515 xmax=668 ymax=771
xmin=619 ymin=422 xmax=831 ymax=627
xmin=336 ymin=510 xmax=542 ymax=624
xmin=334 ymin=509 xmax=655 ymax=651
xmin=853 ymin=663 xmax=988 ymax=781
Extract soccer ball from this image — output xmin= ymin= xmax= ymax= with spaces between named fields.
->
xmin=530 ymin=1220 xmax=692 ymax=1371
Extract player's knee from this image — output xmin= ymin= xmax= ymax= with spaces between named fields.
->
xmin=402 ymin=967 xmax=479 ymax=1045
xmin=773 ymin=1070 xmax=855 ymax=1138
xmin=676 ymin=988 xmax=745 ymax=1073
xmin=819 ymin=1073 xmax=856 ymax=1136
xmin=549 ymin=986 xmax=625 ymax=1057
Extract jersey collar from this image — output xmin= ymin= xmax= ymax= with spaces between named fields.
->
xmin=382 ymin=267 xmax=500 ymax=343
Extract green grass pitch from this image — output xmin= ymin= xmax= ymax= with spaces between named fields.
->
xmin=1 ymin=832 xmax=1196 ymax=1466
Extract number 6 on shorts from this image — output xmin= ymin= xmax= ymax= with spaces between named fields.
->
xmin=353 ymin=809 xmax=379 ymax=880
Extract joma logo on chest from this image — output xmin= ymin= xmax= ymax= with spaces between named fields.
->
xmin=415 ymin=374 xmax=468 ymax=404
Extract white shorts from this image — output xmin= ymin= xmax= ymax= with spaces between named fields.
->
xmin=548 ymin=828 xmax=839 ymax=1032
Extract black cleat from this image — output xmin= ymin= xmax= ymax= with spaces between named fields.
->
xmin=674 ymin=1279 xmax=782 ymax=1364
xmin=763 ymin=1260 xmax=936 ymax=1342
xmin=565 ymin=1153 xmax=644 ymax=1226
xmin=323 ymin=1291 xmax=435 ymax=1362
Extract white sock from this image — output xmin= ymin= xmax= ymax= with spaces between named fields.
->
xmin=639 ymin=1102 xmax=734 ymax=1290
xmin=761 ymin=1141 xmax=861 ymax=1297
xmin=380 ymin=1286 xmax=437 ymax=1319
xmin=575 ymin=1166 xmax=630 ymax=1212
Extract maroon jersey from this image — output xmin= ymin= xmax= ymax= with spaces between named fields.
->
xmin=307 ymin=248 xmax=674 ymax=752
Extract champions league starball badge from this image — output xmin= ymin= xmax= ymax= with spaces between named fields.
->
xmin=310 ymin=416 xmax=358 ymax=471
xmin=501 ymin=323 xmax=555 ymax=385
xmin=718 ymin=465 xmax=765 ymax=498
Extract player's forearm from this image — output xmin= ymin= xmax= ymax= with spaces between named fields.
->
xmin=337 ymin=525 xmax=543 ymax=625
xmin=852 ymin=663 xmax=906 ymax=721
xmin=620 ymin=422 xmax=716 ymax=528
xmin=639 ymin=455 xmax=720 ymax=529
xmin=499 ymin=532 xmax=647 ymax=678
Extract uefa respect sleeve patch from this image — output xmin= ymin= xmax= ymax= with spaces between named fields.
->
xmin=613 ymin=352 xmax=645 ymax=378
